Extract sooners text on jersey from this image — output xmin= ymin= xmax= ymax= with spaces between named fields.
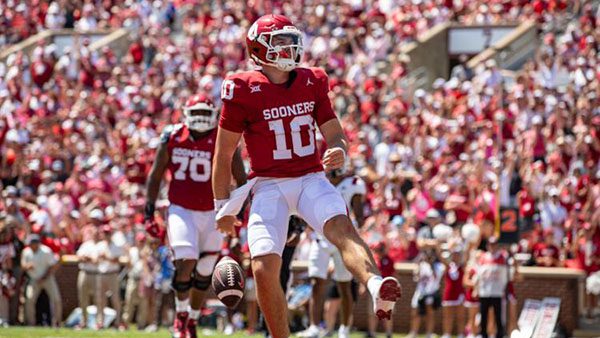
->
xmin=219 ymin=67 xmax=337 ymax=178
xmin=164 ymin=124 xmax=216 ymax=211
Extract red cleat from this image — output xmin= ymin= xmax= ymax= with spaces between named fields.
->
xmin=374 ymin=277 xmax=402 ymax=320
xmin=187 ymin=318 xmax=197 ymax=338
xmin=172 ymin=312 xmax=189 ymax=338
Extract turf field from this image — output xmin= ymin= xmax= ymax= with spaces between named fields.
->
xmin=0 ymin=327 xmax=419 ymax=338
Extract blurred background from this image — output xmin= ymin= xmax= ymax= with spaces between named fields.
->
xmin=0 ymin=0 xmax=599 ymax=337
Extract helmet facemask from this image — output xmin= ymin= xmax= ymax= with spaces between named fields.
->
xmin=183 ymin=105 xmax=218 ymax=132
xmin=254 ymin=27 xmax=304 ymax=71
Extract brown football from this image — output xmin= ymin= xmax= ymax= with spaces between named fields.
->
xmin=211 ymin=256 xmax=245 ymax=308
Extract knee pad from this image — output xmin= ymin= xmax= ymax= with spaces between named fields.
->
xmin=171 ymin=272 xmax=192 ymax=293
xmin=192 ymin=273 xmax=211 ymax=291
xmin=195 ymin=253 xmax=219 ymax=276
xmin=192 ymin=253 xmax=219 ymax=290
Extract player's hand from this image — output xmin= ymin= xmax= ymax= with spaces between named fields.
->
xmin=322 ymin=147 xmax=345 ymax=171
xmin=216 ymin=216 xmax=241 ymax=237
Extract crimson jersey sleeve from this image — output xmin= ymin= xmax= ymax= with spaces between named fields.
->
xmin=219 ymin=78 xmax=248 ymax=133
xmin=311 ymin=68 xmax=337 ymax=126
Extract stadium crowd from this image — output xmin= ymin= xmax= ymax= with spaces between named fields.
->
xmin=0 ymin=0 xmax=598 ymax=336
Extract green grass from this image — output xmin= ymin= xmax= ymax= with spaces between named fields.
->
xmin=0 ymin=327 xmax=420 ymax=338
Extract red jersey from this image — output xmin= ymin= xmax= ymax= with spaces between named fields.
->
xmin=164 ymin=124 xmax=216 ymax=211
xmin=219 ymin=67 xmax=338 ymax=178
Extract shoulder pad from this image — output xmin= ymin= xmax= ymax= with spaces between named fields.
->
xmin=160 ymin=124 xmax=183 ymax=144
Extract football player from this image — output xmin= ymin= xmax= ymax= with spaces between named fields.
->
xmin=145 ymin=94 xmax=246 ymax=338
xmin=212 ymin=15 xmax=401 ymax=338
xmin=300 ymin=168 xmax=367 ymax=338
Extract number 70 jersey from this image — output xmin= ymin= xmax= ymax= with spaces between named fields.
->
xmin=164 ymin=124 xmax=216 ymax=211
xmin=219 ymin=67 xmax=338 ymax=179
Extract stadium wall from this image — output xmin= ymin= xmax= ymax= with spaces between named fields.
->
xmin=54 ymin=259 xmax=583 ymax=334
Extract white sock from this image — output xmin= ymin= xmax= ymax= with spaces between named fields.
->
xmin=175 ymin=298 xmax=189 ymax=313
xmin=189 ymin=309 xmax=200 ymax=320
xmin=339 ymin=325 xmax=346 ymax=331
xmin=367 ymin=276 xmax=383 ymax=297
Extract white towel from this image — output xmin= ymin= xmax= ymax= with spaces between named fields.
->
xmin=216 ymin=177 xmax=258 ymax=220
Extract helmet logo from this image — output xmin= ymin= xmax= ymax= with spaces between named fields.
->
xmin=247 ymin=22 xmax=258 ymax=40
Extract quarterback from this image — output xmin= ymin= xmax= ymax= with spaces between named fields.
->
xmin=212 ymin=15 xmax=401 ymax=338
xmin=145 ymin=94 xmax=246 ymax=338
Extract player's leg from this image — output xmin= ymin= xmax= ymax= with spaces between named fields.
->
xmin=189 ymin=211 xmax=222 ymax=338
xmin=247 ymin=181 xmax=291 ymax=338
xmin=298 ymin=173 xmax=401 ymax=320
xmin=253 ymin=255 xmax=288 ymax=338
xmin=167 ymin=205 xmax=202 ymax=338
xmin=187 ymin=253 xmax=218 ymax=338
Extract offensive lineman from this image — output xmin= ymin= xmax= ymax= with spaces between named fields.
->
xmin=145 ymin=94 xmax=246 ymax=338
xmin=212 ymin=14 xmax=402 ymax=338
xmin=301 ymin=169 xmax=367 ymax=338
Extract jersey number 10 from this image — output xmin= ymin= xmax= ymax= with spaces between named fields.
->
xmin=268 ymin=115 xmax=316 ymax=160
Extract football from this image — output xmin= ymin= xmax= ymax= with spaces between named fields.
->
xmin=211 ymin=256 xmax=245 ymax=308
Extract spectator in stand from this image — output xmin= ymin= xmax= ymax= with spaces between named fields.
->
xmin=21 ymin=234 xmax=62 ymax=327
xmin=533 ymin=228 xmax=562 ymax=267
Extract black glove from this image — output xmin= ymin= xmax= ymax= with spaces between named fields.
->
xmin=144 ymin=202 xmax=155 ymax=221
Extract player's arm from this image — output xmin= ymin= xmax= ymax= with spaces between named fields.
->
xmin=231 ymin=147 xmax=247 ymax=187
xmin=319 ymin=119 xmax=348 ymax=171
xmin=144 ymin=140 xmax=169 ymax=237
xmin=212 ymin=128 xmax=242 ymax=236
xmin=350 ymin=194 xmax=365 ymax=228
xmin=212 ymin=128 xmax=242 ymax=201
xmin=145 ymin=141 xmax=169 ymax=214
